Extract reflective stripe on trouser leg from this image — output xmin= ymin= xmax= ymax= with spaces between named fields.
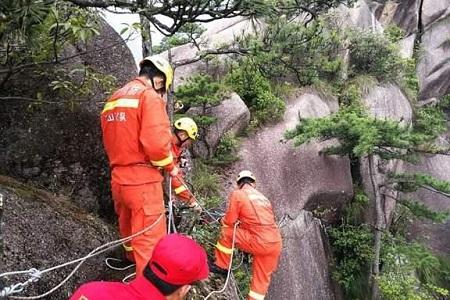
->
xmin=248 ymin=290 xmax=265 ymax=300
xmin=248 ymin=242 xmax=282 ymax=300
xmin=214 ymin=237 xmax=233 ymax=269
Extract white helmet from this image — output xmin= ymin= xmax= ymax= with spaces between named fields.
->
xmin=236 ymin=170 xmax=256 ymax=183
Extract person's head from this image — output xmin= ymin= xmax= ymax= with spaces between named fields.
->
xmin=143 ymin=234 xmax=209 ymax=300
xmin=139 ymin=56 xmax=173 ymax=95
xmin=236 ymin=170 xmax=256 ymax=189
xmin=173 ymin=117 xmax=198 ymax=148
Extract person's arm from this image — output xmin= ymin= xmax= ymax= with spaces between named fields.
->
xmin=221 ymin=190 xmax=241 ymax=226
xmin=139 ymin=90 xmax=175 ymax=172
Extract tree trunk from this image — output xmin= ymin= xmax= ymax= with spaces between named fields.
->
xmin=163 ymin=48 xmax=174 ymax=215
xmin=139 ymin=13 xmax=152 ymax=57
xmin=0 ymin=193 xmax=4 ymax=255
xmin=137 ymin=0 xmax=152 ymax=57
xmin=368 ymin=154 xmax=383 ymax=300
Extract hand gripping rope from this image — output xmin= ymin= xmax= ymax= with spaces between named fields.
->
xmin=203 ymin=221 xmax=239 ymax=300
xmin=0 ymin=213 xmax=164 ymax=299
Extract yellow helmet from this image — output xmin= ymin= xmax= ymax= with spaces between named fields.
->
xmin=174 ymin=117 xmax=198 ymax=140
xmin=236 ymin=170 xmax=256 ymax=183
xmin=139 ymin=55 xmax=174 ymax=91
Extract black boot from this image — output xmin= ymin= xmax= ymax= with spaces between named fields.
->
xmin=208 ymin=260 xmax=228 ymax=277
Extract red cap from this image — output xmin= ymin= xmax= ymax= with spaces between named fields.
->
xmin=149 ymin=234 xmax=209 ymax=285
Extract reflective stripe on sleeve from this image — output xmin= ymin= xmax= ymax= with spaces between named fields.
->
xmin=215 ymin=242 xmax=233 ymax=255
xmin=102 ymin=98 xmax=139 ymax=113
xmin=248 ymin=290 xmax=265 ymax=300
xmin=150 ymin=153 xmax=173 ymax=167
xmin=174 ymin=185 xmax=187 ymax=194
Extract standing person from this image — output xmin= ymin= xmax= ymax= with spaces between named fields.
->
xmin=70 ymin=234 xmax=209 ymax=300
xmin=101 ymin=55 xmax=177 ymax=275
xmin=210 ymin=170 xmax=282 ymax=300
xmin=170 ymin=117 xmax=201 ymax=212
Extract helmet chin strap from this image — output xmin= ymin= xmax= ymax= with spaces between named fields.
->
xmin=149 ymin=77 xmax=165 ymax=97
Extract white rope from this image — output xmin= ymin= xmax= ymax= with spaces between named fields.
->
xmin=203 ymin=222 xmax=239 ymax=300
xmin=104 ymin=258 xmax=135 ymax=271
xmin=167 ymin=177 xmax=177 ymax=234
xmin=121 ymin=272 xmax=136 ymax=284
xmin=0 ymin=213 xmax=164 ymax=299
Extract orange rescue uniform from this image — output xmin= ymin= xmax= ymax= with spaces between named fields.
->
xmin=170 ymin=137 xmax=195 ymax=205
xmin=215 ymin=185 xmax=282 ymax=300
xmin=101 ymin=77 xmax=174 ymax=275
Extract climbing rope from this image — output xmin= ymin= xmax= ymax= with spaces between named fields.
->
xmin=104 ymin=258 xmax=135 ymax=271
xmin=167 ymin=177 xmax=177 ymax=234
xmin=0 ymin=213 xmax=164 ymax=299
xmin=203 ymin=222 xmax=239 ymax=300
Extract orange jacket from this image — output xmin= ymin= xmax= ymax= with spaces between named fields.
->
xmin=101 ymin=77 xmax=174 ymax=185
xmin=171 ymin=137 xmax=195 ymax=204
xmin=222 ymin=185 xmax=281 ymax=243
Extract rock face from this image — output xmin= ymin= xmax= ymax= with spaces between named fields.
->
xmin=267 ymin=211 xmax=341 ymax=300
xmin=229 ymin=89 xmax=353 ymax=299
xmin=0 ymin=20 xmax=136 ymax=218
xmin=417 ymin=14 xmax=450 ymax=100
xmin=405 ymin=155 xmax=450 ymax=255
xmin=233 ymin=89 xmax=353 ymax=218
xmin=188 ymin=93 xmax=250 ymax=159
xmin=0 ymin=176 xmax=119 ymax=299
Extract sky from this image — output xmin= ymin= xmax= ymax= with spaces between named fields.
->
xmin=102 ymin=8 xmax=164 ymax=67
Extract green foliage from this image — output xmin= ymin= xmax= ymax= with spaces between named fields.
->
xmin=414 ymin=106 xmax=447 ymax=139
xmin=347 ymin=30 xmax=405 ymax=81
xmin=384 ymin=25 xmax=405 ymax=44
xmin=225 ymin=60 xmax=285 ymax=128
xmin=379 ymin=237 xmax=450 ymax=300
xmin=393 ymin=173 xmax=450 ymax=195
xmin=49 ymin=66 xmax=116 ymax=107
xmin=237 ymin=17 xmax=344 ymax=86
xmin=344 ymin=187 xmax=369 ymax=224
xmin=327 ymin=224 xmax=373 ymax=297
xmin=175 ymin=74 xmax=226 ymax=129
xmin=399 ymin=199 xmax=449 ymax=223
xmin=1 ymin=1 xmax=100 ymax=64
xmin=213 ymin=132 xmax=240 ymax=164
xmin=152 ymin=23 xmax=206 ymax=54
xmin=191 ymin=160 xmax=221 ymax=199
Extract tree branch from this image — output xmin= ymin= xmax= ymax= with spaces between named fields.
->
xmin=173 ymin=47 xmax=248 ymax=68
xmin=421 ymin=185 xmax=450 ymax=198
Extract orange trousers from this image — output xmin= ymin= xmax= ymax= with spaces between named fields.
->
xmin=111 ymin=181 xmax=166 ymax=275
xmin=215 ymin=226 xmax=282 ymax=300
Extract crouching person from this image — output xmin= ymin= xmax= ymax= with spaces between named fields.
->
xmin=210 ymin=170 xmax=282 ymax=300
xmin=70 ymin=234 xmax=209 ymax=300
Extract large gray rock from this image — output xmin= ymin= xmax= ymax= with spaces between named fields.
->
xmin=417 ymin=15 xmax=450 ymax=100
xmin=334 ymin=0 xmax=383 ymax=31
xmin=362 ymin=83 xmax=413 ymax=124
xmin=406 ymin=155 xmax=450 ymax=255
xmin=422 ymin=0 xmax=450 ymax=29
xmin=0 ymin=176 xmax=119 ymax=299
xmin=374 ymin=0 xmax=420 ymax=35
xmin=233 ymin=89 xmax=353 ymax=218
xmin=267 ymin=210 xmax=341 ymax=300
xmin=188 ymin=93 xmax=250 ymax=158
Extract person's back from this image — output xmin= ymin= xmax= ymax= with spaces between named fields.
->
xmin=70 ymin=234 xmax=209 ymax=300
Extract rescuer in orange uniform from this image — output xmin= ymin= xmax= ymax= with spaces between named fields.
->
xmin=70 ymin=234 xmax=209 ymax=300
xmin=170 ymin=117 xmax=201 ymax=212
xmin=101 ymin=56 xmax=177 ymax=275
xmin=210 ymin=170 xmax=282 ymax=300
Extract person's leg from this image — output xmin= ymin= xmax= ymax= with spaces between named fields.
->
xmin=247 ymin=242 xmax=282 ymax=300
xmin=214 ymin=226 xmax=254 ymax=270
xmin=121 ymin=182 xmax=166 ymax=275
xmin=111 ymin=182 xmax=134 ymax=262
